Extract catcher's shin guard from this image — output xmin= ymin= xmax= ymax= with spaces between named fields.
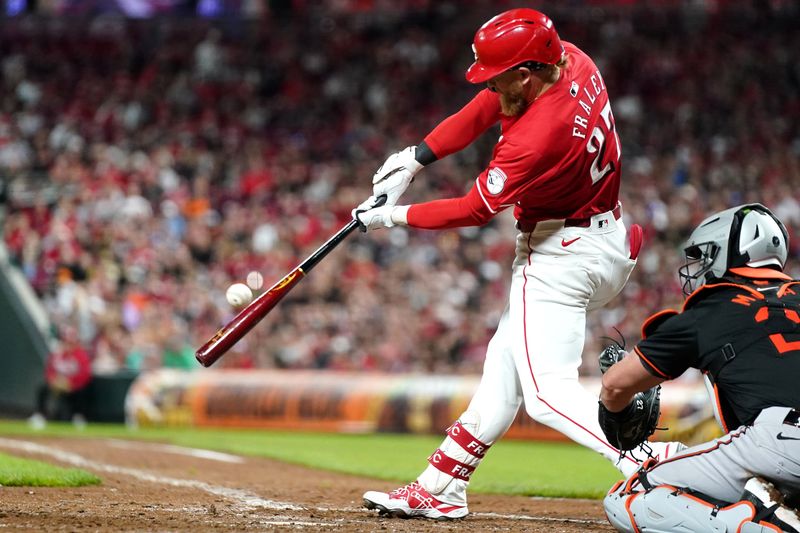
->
xmin=605 ymin=482 xmax=785 ymax=533
xmin=416 ymin=411 xmax=491 ymax=507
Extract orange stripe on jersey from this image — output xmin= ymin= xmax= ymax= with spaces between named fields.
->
xmin=634 ymin=346 xmax=671 ymax=379
xmin=712 ymin=381 xmax=729 ymax=434
xmin=682 ymin=282 xmax=764 ymax=310
xmin=728 ymin=267 xmax=792 ymax=281
xmin=640 ymin=309 xmax=679 ymax=340
xmin=778 ymin=281 xmax=800 ymax=297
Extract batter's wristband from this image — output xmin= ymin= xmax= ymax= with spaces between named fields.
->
xmin=427 ymin=448 xmax=475 ymax=482
xmin=415 ymin=140 xmax=437 ymax=166
xmin=447 ymin=422 xmax=490 ymax=458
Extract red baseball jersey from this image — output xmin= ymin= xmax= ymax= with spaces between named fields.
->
xmin=408 ymin=42 xmax=621 ymax=229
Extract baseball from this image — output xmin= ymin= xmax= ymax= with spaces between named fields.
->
xmin=246 ymin=270 xmax=264 ymax=290
xmin=225 ymin=283 xmax=253 ymax=307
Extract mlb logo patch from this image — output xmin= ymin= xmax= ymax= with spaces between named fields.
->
xmin=486 ymin=167 xmax=507 ymax=195
xmin=784 ymin=409 xmax=800 ymax=428
xmin=570 ymin=81 xmax=579 ymax=97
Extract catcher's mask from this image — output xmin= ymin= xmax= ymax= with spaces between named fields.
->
xmin=678 ymin=203 xmax=788 ymax=296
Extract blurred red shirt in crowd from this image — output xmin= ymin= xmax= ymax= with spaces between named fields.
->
xmin=46 ymin=330 xmax=92 ymax=393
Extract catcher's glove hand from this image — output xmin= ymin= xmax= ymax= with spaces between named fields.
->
xmin=597 ymin=337 xmax=662 ymax=451
xmin=598 ymin=387 xmax=661 ymax=451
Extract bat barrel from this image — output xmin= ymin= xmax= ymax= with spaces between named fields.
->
xmin=195 ymin=269 xmax=305 ymax=367
xmin=195 ymin=195 xmax=385 ymax=367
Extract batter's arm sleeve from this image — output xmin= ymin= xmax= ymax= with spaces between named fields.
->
xmin=406 ymin=183 xmax=496 ymax=229
xmin=424 ymin=89 xmax=501 ymax=159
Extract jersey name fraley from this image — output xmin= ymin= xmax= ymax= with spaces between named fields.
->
xmin=571 ymin=69 xmax=607 ymax=140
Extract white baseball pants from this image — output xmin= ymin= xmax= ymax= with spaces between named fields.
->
xmin=418 ymin=208 xmax=641 ymax=504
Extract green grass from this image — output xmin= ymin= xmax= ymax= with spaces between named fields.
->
xmin=0 ymin=451 xmax=100 ymax=487
xmin=0 ymin=420 xmax=622 ymax=498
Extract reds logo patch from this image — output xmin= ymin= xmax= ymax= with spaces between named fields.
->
xmin=486 ymin=167 xmax=507 ymax=195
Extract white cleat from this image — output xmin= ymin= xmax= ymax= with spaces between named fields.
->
xmin=743 ymin=477 xmax=800 ymax=533
xmin=363 ymin=481 xmax=468 ymax=520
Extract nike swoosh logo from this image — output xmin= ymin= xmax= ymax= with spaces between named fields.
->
xmin=777 ymin=433 xmax=800 ymax=441
xmin=561 ymin=237 xmax=581 ymax=247
xmin=374 ymin=167 xmax=405 ymax=184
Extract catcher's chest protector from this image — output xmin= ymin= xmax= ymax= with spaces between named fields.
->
xmin=688 ymin=281 xmax=800 ymax=430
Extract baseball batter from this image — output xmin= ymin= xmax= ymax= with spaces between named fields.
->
xmin=355 ymin=9 xmax=680 ymax=519
xmin=600 ymin=204 xmax=800 ymax=532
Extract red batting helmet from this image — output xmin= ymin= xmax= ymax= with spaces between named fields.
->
xmin=466 ymin=8 xmax=564 ymax=84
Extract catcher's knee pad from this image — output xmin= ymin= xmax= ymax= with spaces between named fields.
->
xmin=417 ymin=411 xmax=490 ymax=504
xmin=604 ymin=483 xmax=776 ymax=533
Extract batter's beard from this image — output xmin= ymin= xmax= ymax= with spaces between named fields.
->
xmin=499 ymin=83 xmax=528 ymax=116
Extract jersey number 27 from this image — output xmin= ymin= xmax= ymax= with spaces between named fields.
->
xmin=587 ymin=101 xmax=620 ymax=184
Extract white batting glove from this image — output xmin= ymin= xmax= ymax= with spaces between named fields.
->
xmin=352 ymin=204 xmax=409 ymax=232
xmin=353 ymin=195 xmax=378 ymax=218
xmin=372 ymin=146 xmax=423 ymax=206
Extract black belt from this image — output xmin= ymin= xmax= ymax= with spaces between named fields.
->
xmin=517 ymin=204 xmax=622 ymax=233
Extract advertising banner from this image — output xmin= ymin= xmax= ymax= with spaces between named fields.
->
xmin=126 ymin=369 xmax=717 ymax=444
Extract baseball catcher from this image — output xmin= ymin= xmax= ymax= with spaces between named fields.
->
xmin=599 ymin=203 xmax=800 ymax=533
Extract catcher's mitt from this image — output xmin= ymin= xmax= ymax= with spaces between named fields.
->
xmin=598 ymin=387 xmax=661 ymax=451
xmin=597 ymin=339 xmax=662 ymax=451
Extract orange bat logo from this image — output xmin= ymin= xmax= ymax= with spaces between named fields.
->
xmin=271 ymin=269 xmax=304 ymax=292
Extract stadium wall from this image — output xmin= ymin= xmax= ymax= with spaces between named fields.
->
xmin=126 ymin=369 xmax=721 ymax=445
xmin=0 ymin=244 xmax=50 ymax=415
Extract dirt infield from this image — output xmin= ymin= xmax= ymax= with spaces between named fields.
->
xmin=0 ymin=437 xmax=614 ymax=532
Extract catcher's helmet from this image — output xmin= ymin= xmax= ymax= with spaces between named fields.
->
xmin=678 ymin=203 xmax=789 ymax=295
xmin=466 ymin=8 xmax=564 ymax=84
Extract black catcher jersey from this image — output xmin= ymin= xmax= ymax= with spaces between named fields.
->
xmin=634 ymin=277 xmax=800 ymax=430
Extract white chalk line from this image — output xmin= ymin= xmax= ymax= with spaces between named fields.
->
xmin=0 ymin=438 xmax=607 ymax=527
xmin=104 ymin=439 xmax=245 ymax=464
xmin=0 ymin=438 xmax=301 ymax=512
xmin=474 ymin=511 xmax=605 ymax=525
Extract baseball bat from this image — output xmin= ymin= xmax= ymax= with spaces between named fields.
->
xmin=195 ymin=195 xmax=386 ymax=367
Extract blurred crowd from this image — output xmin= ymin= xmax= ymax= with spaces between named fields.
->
xmin=1 ymin=2 xmax=799 ymax=378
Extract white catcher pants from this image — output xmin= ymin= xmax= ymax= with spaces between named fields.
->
xmin=645 ymin=406 xmax=800 ymax=502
